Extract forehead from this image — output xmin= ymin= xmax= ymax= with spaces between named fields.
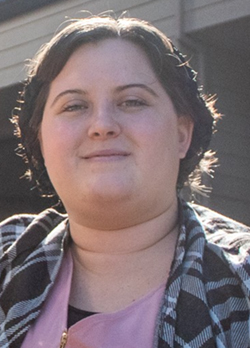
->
xmin=51 ymin=38 xmax=158 ymax=86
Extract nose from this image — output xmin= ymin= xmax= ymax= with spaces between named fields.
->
xmin=87 ymin=103 xmax=121 ymax=140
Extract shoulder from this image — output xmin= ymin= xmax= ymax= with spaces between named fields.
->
xmin=191 ymin=203 xmax=250 ymax=244
xmin=190 ymin=203 xmax=250 ymax=295
xmin=181 ymin=200 xmax=250 ymax=263
xmin=0 ymin=213 xmax=35 ymax=254
xmin=0 ymin=208 xmax=67 ymax=254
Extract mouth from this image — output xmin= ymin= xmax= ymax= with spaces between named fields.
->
xmin=83 ymin=149 xmax=130 ymax=160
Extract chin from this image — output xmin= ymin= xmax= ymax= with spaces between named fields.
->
xmin=86 ymin=176 xmax=135 ymax=198
xmin=88 ymin=187 xmax=133 ymax=203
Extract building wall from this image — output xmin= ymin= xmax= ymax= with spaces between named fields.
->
xmin=202 ymin=38 xmax=250 ymax=224
xmin=1 ymin=0 xmax=249 ymax=88
xmin=0 ymin=0 xmax=179 ymax=89
xmin=184 ymin=0 xmax=250 ymax=30
xmin=0 ymin=0 xmax=249 ymax=223
xmin=181 ymin=1 xmax=250 ymax=225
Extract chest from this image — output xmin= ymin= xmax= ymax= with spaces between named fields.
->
xmin=21 ymin=250 xmax=165 ymax=348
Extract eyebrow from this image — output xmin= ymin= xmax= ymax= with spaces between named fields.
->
xmin=115 ymin=84 xmax=159 ymax=97
xmin=50 ymin=83 xmax=159 ymax=107
xmin=50 ymin=89 xmax=85 ymax=107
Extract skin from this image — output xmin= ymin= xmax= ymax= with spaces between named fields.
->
xmin=40 ymin=39 xmax=193 ymax=311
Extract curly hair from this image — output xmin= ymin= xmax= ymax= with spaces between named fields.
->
xmin=12 ymin=15 xmax=219 ymax=197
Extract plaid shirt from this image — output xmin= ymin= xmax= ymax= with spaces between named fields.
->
xmin=0 ymin=200 xmax=250 ymax=348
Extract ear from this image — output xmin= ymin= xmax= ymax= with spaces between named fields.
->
xmin=177 ymin=116 xmax=194 ymax=159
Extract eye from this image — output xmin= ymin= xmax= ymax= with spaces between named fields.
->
xmin=62 ymin=103 xmax=88 ymax=112
xmin=119 ymin=99 xmax=147 ymax=108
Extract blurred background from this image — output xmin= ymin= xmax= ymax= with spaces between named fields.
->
xmin=0 ymin=0 xmax=249 ymax=224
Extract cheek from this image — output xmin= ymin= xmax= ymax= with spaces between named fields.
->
xmin=40 ymin=118 xmax=83 ymax=155
xmin=40 ymin=120 xmax=73 ymax=170
xmin=135 ymin=118 xmax=180 ymax=177
xmin=143 ymin=119 xmax=179 ymax=156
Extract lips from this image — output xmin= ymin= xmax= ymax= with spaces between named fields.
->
xmin=83 ymin=149 xmax=130 ymax=159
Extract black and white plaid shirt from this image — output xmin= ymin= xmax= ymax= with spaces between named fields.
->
xmin=0 ymin=200 xmax=250 ymax=348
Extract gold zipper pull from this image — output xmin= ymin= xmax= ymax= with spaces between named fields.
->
xmin=59 ymin=329 xmax=68 ymax=348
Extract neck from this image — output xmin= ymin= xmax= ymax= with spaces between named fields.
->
xmin=68 ymin=197 xmax=178 ymax=255
xmin=68 ymin=198 xmax=179 ymax=312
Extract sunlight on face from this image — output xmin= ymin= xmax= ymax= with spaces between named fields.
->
xmin=40 ymin=39 xmax=193 ymax=228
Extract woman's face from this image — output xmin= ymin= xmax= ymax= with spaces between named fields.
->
xmin=40 ymin=39 xmax=193 ymax=228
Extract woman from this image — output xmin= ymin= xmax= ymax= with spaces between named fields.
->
xmin=0 ymin=15 xmax=250 ymax=348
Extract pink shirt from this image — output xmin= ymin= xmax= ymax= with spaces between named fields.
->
xmin=21 ymin=250 xmax=165 ymax=348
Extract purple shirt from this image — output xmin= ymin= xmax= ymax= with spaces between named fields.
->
xmin=21 ymin=249 xmax=165 ymax=348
